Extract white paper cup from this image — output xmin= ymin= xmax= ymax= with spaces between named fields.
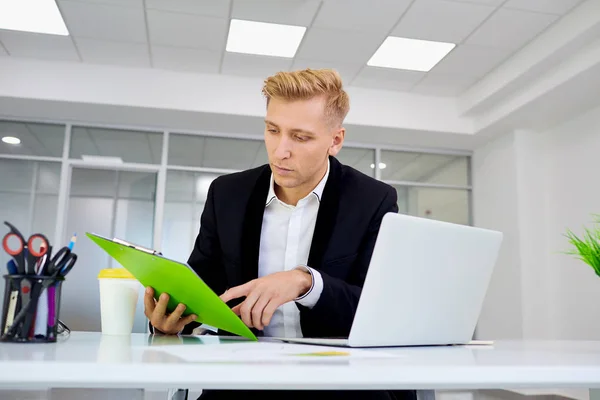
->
xmin=98 ymin=268 xmax=140 ymax=335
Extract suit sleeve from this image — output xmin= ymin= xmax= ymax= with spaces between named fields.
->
xmin=187 ymin=180 xmax=227 ymax=293
xmin=297 ymin=187 xmax=398 ymax=338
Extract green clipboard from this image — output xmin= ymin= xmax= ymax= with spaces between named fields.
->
xmin=86 ymin=232 xmax=257 ymax=341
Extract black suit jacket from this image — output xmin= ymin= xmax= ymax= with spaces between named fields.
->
xmin=184 ymin=156 xmax=398 ymax=338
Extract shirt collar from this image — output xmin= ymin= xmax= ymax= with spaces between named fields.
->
xmin=266 ymin=159 xmax=330 ymax=207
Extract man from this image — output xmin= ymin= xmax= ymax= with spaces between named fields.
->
xmin=144 ymin=69 xmax=414 ymax=400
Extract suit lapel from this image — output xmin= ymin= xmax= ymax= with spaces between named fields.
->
xmin=241 ymin=165 xmax=271 ymax=284
xmin=308 ymin=156 xmax=341 ymax=269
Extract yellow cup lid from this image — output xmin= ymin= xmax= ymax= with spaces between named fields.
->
xmin=98 ymin=268 xmax=136 ymax=279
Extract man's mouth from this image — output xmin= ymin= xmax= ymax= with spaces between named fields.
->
xmin=274 ymin=165 xmax=293 ymax=173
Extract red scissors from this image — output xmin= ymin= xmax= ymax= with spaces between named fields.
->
xmin=2 ymin=221 xmax=50 ymax=275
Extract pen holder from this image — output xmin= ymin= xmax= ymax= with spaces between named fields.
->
xmin=1 ymin=274 xmax=65 ymax=343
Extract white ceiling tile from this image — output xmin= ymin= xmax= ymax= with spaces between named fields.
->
xmin=465 ymin=8 xmax=558 ymax=50
xmin=296 ymin=28 xmax=385 ymax=64
xmin=354 ymin=77 xmax=404 ymax=94
xmin=75 ymin=38 xmax=150 ymax=67
xmin=58 ymin=0 xmax=143 ymax=7
xmin=145 ymin=0 xmax=230 ymax=18
xmin=411 ymin=72 xmax=479 ymax=96
xmin=430 ymin=44 xmax=514 ymax=78
xmin=58 ymin=0 xmax=147 ymax=43
xmin=152 ymin=46 xmax=221 ymax=73
xmin=221 ymin=52 xmax=292 ymax=78
xmin=503 ymin=0 xmax=584 ymax=15
xmin=147 ymin=10 xmax=228 ymax=51
xmin=444 ymin=0 xmax=504 ymax=5
xmin=291 ymin=59 xmax=364 ymax=85
xmin=351 ymin=66 xmax=425 ymax=92
xmin=232 ymin=0 xmax=320 ymax=26
xmin=0 ymin=31 xmax=80 ymax=61
xmin=313 ymin=0 xmax=412 ymax=35
xmin=392 ymin=0 xmax=495 ymax=44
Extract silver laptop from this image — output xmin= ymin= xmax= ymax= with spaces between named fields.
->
xmin=279 ymin=212 xmax=503 ymax=347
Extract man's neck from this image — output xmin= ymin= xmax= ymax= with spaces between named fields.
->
xmin=275 ymin=163 xmax=328 ymax=206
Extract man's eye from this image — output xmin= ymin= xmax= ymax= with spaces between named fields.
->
xmin=268 ymin=129 xmax=278 ymax=133
xmin=296 ymin=136 xmax=308 ymax=142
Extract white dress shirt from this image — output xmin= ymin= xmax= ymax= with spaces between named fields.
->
xmin=258 ymin=161 xmax=329 ymax=338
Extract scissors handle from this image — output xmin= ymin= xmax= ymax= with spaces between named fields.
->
xmin=46 ymin=247 xmax=75 ymax=277
xmin=60 ymin=253 xmax=77 ymax=277
xmin=2 ymin=222 xmax=50 ymax=275
xmin=2 ymin=232 xmax=25 ymax=275
xmin=25 ymin=234 xmax=50 ymax=275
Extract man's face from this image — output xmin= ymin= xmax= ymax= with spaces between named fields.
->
xmin=264 ymin=96 xmax=344 ymax=191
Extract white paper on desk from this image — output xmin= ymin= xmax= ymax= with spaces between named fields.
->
xmin=154 ymin=342 xmax=397 ymax=363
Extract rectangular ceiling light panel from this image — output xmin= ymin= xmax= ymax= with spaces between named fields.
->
xmin=226 ymin=19 xmax=306 ymax=58
xmin=368 ymin=36 xmax=455 ymax=72
xmin=0 ymin=0 xmax=69 ymax=35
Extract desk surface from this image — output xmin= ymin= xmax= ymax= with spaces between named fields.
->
xmin=0 ymin=332 xmax=599 ymax=391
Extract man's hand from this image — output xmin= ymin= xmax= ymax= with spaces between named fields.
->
xmin=220 ymin=270 xmax=312 ymax=330
xmin=144 ymin=287 xmax=197 ymax=335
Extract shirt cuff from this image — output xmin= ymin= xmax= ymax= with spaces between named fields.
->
xmin=294 ymin=266 xmax=323 ymax=309
xmin=149 ymin=322 xmax=182 ymax=336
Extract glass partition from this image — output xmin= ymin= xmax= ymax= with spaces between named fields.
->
xmin=381 ymin=150 xmax=469 ymax=186
xmin=391 ymin=184 xmax=470 ymax=225
xmin=0 ymin=121 xmax=65 ymax=157
xmin=336 ymin=147 xmax=375 ymax=177
xmin=70 ymin=126 xmax=163 ymax=164
xmin=169 ymin=134 xmax=267 ymax=169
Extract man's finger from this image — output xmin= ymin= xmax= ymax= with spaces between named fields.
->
xmin=176 ymin=314 xmax=198 ymax=332
xmin=220 ymin=281 xmax=253 ymax=303
xmin=153 ymin=292 xmax=170 ymax=319
xmin=251 ymin=294 xmax=270 ymax=330
xmin=165 ymin=303 xmax=186 ymax=329
xmin=262 ymin=299 xmax=280 ymax=327
xmin=239 ymin=290 xmax=261 ymax=328
xmin=231 ymin=304 xmax=241 ymax=315
xmin=144 ymin=287 xmax=156 ymax=318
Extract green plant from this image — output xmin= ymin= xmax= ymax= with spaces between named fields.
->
xmin=564 ymin=214 xmax=600 ymax=277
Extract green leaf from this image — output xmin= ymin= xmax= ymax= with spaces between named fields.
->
xmin=564 ymin=217 xmax=600 ymax=275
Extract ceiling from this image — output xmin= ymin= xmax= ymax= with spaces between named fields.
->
xmin=0 ymin=0 xmax=585 ymax=97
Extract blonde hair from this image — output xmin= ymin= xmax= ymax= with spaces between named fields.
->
xmin=262 ymin=68 xmax=350 ymax=127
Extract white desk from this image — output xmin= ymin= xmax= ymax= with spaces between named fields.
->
xmin=0 ymin=332 xmax=599 ymax=394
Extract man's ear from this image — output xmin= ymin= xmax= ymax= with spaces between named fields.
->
xmin=328 ymin=127 xmax=345 ymax=157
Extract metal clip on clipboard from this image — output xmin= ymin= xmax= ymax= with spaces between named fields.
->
xmin=112 ymin=238 xmax=162 ymax=256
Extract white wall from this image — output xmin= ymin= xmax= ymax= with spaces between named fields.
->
xmin=542 ymin=105 xmax=600 ymax=340
xmin=473 ymin=104 xmax=600 ymax=340
xmin=472 ymin=131 xmax=523 ymax=339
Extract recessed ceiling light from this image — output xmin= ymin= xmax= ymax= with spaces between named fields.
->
xmin=370 ymin=163 xmax=387 ymax=169
xmin=0 ymin=0 xmax=69 ymax=36
xmin=367 ymin=36 xmax=455 ymax=72
xmin=2 ymin=136 xmax=21 ymax=145
xmin=226 ymin=19 xmax=306 ymax=58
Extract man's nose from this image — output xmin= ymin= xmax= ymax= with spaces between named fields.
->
xmin=274 ymin=136 xmax=292 ymax=159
